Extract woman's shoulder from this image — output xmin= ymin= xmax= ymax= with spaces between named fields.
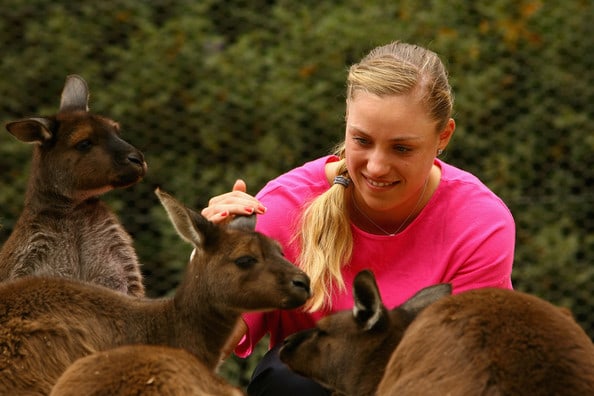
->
xmin=253 ymin=156 xmax=338 ymax=244
xmin=436 ymin=160 xmax=514 ymax=219
xmin=438 ymin=159 xmax=486 ymax=185
xmin=257 ymin=155 xmax=337 ymax=199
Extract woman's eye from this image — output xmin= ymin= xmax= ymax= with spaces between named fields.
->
xmin=354 ymin=137 xmax=369 ymax=145
xmin=75 ymin=140 xmax=93 ymax=151
xmin=394 ymin=145 xmax=411 ymax=153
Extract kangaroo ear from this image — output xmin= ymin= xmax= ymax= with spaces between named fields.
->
xmin=155 ymin=188 xmax=217 ymax=250
xmin=352 ymin=270 xmax=386 ymax=331
xmin=228 ymin=214 xmax=256 ymax=231
xmin=59 ymin=74 xmax=89 ymax=112
xmin=6 ymin=118 xmax=55 ymax=145
xmin=400 ymin=283 xmax=452 ymax=317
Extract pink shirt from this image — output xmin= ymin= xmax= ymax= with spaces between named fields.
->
xmin=236 ymin=155 xmax=515 ymax=357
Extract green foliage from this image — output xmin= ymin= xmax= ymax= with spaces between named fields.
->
xmin=1 ymin=0 xmax=592 ymax=388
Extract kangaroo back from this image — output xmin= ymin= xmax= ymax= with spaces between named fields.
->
xmin=50 ymin=345 xmax=245 ymax=396
xmin=377 ymin=288 xmax=594 ymax=396
xmin=0 ymin=75 xmax=146 ymax=296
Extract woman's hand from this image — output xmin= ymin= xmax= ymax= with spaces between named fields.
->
xmin=201 ymin=179 xmax=266 ymax=223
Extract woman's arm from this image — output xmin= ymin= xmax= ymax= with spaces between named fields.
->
xmin=219 ymin=318 xmax=248 ymax=363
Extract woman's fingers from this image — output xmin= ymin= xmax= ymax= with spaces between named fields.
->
xmin=201 ymin=179 xmax=266 ymax=222
xmin=232 ymin=179 xmax=247 ymax=193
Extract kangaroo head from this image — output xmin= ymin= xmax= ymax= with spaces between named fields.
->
xmin=5 ymin=75 xmax=146 ymax=202
xmin=155 ymin=188 xmax=311 ymax=312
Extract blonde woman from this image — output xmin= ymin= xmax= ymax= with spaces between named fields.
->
xmin=202 ymin=41 xmax=515 ymax=395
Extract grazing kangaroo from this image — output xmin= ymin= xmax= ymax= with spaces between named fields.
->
xmin=0 ymin=188 xmax=311 ymax=395
xmin=50 ymin=345 xmax=245 ymax=396
xmin=280 ymin=270 xmax=594 ymax=396
xmin=0 ymin=75 xmax=146 ymax=296
xmin=376 ymin=285 xmax=594 ymax=396
xmin=280 ymin=270 xmax=450 ymax=396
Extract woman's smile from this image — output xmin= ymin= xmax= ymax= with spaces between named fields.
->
xmin=364 ymin=176 xmax=399 ymax=188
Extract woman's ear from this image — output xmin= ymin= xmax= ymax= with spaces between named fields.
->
xmin=438 ymin=118 xmax=456 ymax=150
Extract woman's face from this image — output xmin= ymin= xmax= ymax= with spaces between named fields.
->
xmin=345 ymin=91 xmax=453 ymax=213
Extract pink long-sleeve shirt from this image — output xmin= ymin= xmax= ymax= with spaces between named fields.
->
xmin=235 ymin=155 xmax=515 ymax=357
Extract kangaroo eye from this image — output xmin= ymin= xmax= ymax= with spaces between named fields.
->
xmin=235 ymin=255 xmax=257 ymax=269
xmin=316 ymin=329 xmax=328 ymax=337
xmin=75 ymin=139 xmax=93 ymax=152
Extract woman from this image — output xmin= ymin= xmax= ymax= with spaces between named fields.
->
xmin=202 ymin=41 xmax=515 ymax=395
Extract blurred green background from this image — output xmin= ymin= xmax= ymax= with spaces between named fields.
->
xmin=1 ymin=0 xmax=592 ymax=389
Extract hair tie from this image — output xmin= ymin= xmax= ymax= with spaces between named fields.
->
xmin=333 ymin=175 xmax=350 ymax=188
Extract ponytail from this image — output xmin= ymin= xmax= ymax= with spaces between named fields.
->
xmin=295 ymin=158 xmax=352 ymax=312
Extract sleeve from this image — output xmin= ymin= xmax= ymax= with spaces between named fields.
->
xmin=446 ymin=197 xmax=516 ymax=294
xmin=234 ymin=311 xmax=267 ymax=358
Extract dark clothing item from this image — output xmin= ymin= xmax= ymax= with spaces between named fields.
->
xmin=247 ymin=346 xmax=331 ymax=396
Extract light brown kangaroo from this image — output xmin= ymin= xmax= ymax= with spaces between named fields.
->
xmin=376 ymin=284 xmax=594 ymax=395
xmin=0 ymin=75 xmax=146 ymax=296
xmin=50 ymin=345 xmax=245 ymax=396
xmin=280 ymin=270 xmax=594 ymax=396
xmin=0 ymin=188 xmax=310 ymax=395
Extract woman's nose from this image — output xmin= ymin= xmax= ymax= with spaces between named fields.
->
xmin=366 ymin=150 xmax=391 ymax=177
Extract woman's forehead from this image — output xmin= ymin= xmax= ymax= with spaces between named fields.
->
xmin=346 ymin=93 xmax=437 ymax=138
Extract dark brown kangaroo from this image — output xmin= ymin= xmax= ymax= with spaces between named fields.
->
xmin=280 ymin=270 xmax=450 ymax=396
xmin=0 ymin=188 xmax=310 ymax=395
xmin=0 ymin=75 xmax=146 ymax=296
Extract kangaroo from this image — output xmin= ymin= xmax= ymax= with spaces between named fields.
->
xmin=280 ymin=270 xmax=594 ymax=396
xmin=0 ymin=74 xmax=146 ymax=296
xmin=376 ymin=285 xmax=594 ymax=395
xmin=51 ymin=345 xmax=245 ymax=396
xmin=0 ymin=188 xmax=310 ymax=395
xmin=280 ymin=269 xmax=450 ymax=395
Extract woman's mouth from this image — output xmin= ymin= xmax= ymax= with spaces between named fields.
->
xmin=365 ymin=177 xmax=398 ymax=188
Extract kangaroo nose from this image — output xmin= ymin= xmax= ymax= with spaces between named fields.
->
xmin=292 ymin=274 xmax=311 ymax=297
xmin=127 ymin=151 xmax=145 ymax=166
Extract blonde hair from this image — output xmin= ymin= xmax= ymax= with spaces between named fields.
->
xmin=298 ymin=41 xmax=454 ymax=312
